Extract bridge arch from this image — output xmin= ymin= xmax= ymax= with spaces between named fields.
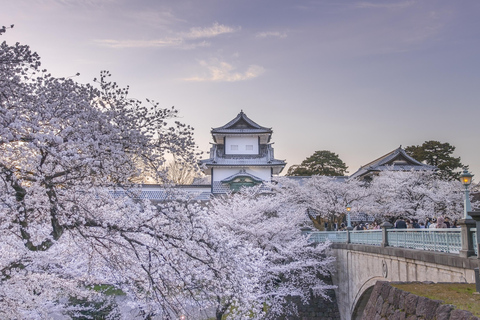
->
xmin=351 ymin=276 xmax=385 ymax=320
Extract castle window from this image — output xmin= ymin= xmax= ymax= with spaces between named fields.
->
xmin=231 ymin=145 xmax=238 ymax=151
xmin=245 ymin=145 xmax=253 ymax=151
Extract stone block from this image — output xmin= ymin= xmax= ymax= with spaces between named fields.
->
xmin=433 ymin=303 xmax=453 ymax=320
xmin=386 ymin=303 xmax=395 ymax=317
xmin=405 ymin=293 xmax=419 ymax=315
xmin=380 ymin=281 xmax=392 ymax=299
xmin=388 ymin=286 xmax=397 ymax=304
xmin=381 ymin=299 xmax=390 ymax=316
xmin=375 ymin=295 xmax=384 ymax=315
xmin=393 ymin=287 xmax=403 ymax=306
xmin=449 ymin=308 xmax=478 ymax=320
xmin=415 ymin=295 xmax=428 ymax=318
xmin=394 ymin=310 xmax=406 ymax=320
xmin=415 ymin=296 xmax=441 ymax=319
xmin=372 ymin=281 xmax=385 ymax=294
xmin=398 ymin=291 xmax=409 ymax=310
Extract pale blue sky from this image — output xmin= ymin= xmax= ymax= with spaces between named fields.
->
xmin=2 ymin=0 xmax=479 ymax=178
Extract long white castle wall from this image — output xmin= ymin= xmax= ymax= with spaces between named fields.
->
xmin=225 ymin=136 xmax=259 ymax=155
xmin=213 ymin=167 xmax=271 ymax=182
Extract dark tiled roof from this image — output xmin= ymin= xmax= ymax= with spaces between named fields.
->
xmin=199 ymin=144 xmax=286 ymax=167
xmin=212 ymin=181 xmax=231 ymax=193
xmin=349 ymin=147 xmax=437 ymax=179
xmin=111 ymin=186 xmax=212 ymax=201
xmin=211 ymin=111 xmax=272 ymax=134
xmin=200 ymin=157 xmax=286 ymax=166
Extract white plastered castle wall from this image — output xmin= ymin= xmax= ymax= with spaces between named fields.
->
xmin=225 ymin=136 xmax=258 ymax=155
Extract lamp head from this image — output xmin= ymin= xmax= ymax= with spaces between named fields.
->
xmin=346 ymin=205 xmax=351 ymax=212
xmin=460 ymin=168 xmax=473 ymax=186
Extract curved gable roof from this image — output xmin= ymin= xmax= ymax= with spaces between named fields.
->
xmin=350 ymin=146 xmax=437 ymax=179
xmin=221 ymin=169 xmax=264 ymax=183
xmin=211 ymin=110 xmax=272 ymax=134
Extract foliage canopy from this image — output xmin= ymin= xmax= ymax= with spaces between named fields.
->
xmin=286 ymin=150 xmax=348 ymax=176
xmin=405 ymin=140 xmax=466 ymax=180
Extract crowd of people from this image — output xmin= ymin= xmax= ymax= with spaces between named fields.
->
xmin=337 ymin=221 xmax=380 ymax=231
xmin=393 ymin=216 xmax=458 ymax=229
xmin=334 ymin=216 xmax=459 ymax=231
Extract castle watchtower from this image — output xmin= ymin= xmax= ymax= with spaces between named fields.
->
xmin=200 ymin=111 xmax=286 ymax=194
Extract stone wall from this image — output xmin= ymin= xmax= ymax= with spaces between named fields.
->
xmin=362 ymin=281 xmax=479 ymax=320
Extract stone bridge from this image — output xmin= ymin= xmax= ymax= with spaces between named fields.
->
xmin=330 ymin=242 xmax=478 ymax=320
xmin=305 ymin=214 xmax=480 ymax=320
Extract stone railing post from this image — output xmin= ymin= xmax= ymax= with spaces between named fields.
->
xmin=467 ymin=211 xmax=480 ymax=258
xmin=346 ymin=225 xmax=353 ymax=244
xmin=380 ymin=222 xmax=393 ymax=247
xmin=458 ymin=218 xmax=476 ymax=258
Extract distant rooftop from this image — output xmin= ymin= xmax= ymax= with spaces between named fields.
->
xmin=349 ymin=146 xmax=437 ymax=179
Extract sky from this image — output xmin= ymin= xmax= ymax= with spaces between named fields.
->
xmin=2 ymin=0 xmax=480 ymax=179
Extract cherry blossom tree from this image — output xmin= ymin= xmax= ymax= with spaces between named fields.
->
xmin=368 ymin=170 xmax=463 ymax=221
xmin=273 ymin=171 xmax=463 ymax=229
xmin=273 ymin=176 xmax=372 ymax=229
xmin=209 ymin=186 xmax=336 ymax=320
xmin=2 ymin=30 xmax=333 ymax=320
xmin=0 ymin=31 xmax=225 ymax=319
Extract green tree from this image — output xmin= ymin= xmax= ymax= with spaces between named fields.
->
xmin=286 ymin=150 xmax=348 ymax=176
xmin=405 ymin=140 xmax=466 ymax=180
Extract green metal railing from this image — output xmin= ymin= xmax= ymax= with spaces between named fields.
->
xmin=350 ymin=230 xmax=382 ymax=246
xmin=306 ymin=231 xmax=348 ymax=243
xmin=305 ymin=228 xmax=466 ymax=255
xmin=387 ymin=229 xmax=461 ymax=253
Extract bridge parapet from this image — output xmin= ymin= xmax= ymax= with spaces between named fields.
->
xmin=329 ymin=243 xmax=478 ymax=320
xmin=304 ymin=227 xmax=478 ymax=256
xmin=303 ymin=226 xmax=479 ymax=319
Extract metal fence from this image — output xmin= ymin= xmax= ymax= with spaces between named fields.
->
xmin=306 ymin=231 xmax=348 ymax=243
xmin=350 ymin=230 xmax=382 ymax=246
xmin=387 ymin=229 xmax=461 ymax=253
xmin=305 ymin=228 xmax=466 ymax=255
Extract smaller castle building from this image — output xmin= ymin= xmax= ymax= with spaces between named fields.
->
xmin=349 ymin=146 xmax=437 ymax=180
xmin=200 ymin=111 xmax=286 ymax=194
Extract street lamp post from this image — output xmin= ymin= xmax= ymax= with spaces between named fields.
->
xmin=458 ymin=168 xmax=476 ymax=258
xmin=460 ymin=168 xmax=474 ymax=220
xmin=346 ymin=205 xmax=353 ymax=230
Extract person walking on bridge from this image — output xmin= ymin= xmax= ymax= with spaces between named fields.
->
xmin=394 ymin=217 xmax=407 ymax=229
xmin=436 ymin=216 xmax=447 ymax=228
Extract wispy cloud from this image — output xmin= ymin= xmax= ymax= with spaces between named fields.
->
xmin=184 ymin=22 xmax=239 ymax=39
xmin=95 ymin=38 xmax=183 ymax=48
xmin=95 ymin=22 xmax=238 ymax=49
xmin=185 ymin=59 xmax=265 ymax=82
xmin=255 ymin=31 xmax=287 ymax=39
xmin=355 ymin=1 xmax=415 ymax=9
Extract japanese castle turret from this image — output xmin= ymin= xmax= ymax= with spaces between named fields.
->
xmin=200 ymin=111 xmax=286 ymax=194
